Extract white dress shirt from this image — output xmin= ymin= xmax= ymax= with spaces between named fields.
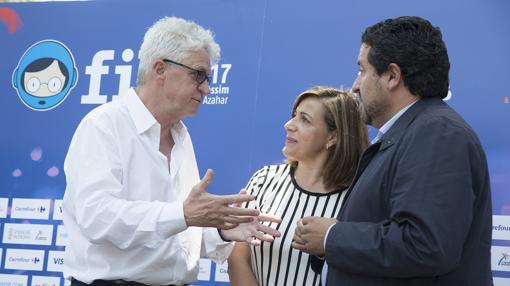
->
xmin=62 ymin=88 xmax=232 ymax=285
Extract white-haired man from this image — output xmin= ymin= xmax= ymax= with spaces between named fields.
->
xmin=63 ymin=17 xmax=280 ymax=286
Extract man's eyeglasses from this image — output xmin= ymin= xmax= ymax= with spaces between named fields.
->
xmin=163 ymin=59 xmax=211 ymax=85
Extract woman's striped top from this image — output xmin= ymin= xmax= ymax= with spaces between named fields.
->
xmin=244 ymin=164 xmax=347 ymax=286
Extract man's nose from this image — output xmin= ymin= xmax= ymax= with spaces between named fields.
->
xmin=198 ymin=81 xmax=210 ymax=95
xmin=351 ymin=75 xmax=361 ymax=93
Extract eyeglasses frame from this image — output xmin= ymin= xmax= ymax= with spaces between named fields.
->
xmin=162 ymin=59 xmax=211 ymax=85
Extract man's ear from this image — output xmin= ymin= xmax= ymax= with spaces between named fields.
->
xmin=386 ymin=63 xmax=402 ymax=90
xmin=153 ymin=60 xmax=167 ymax=81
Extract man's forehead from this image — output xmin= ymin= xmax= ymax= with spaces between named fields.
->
xmin=357 ymin=44 xmax=370 ymax=63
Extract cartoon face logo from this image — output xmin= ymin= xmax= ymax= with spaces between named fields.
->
xmin=12 ymin=40 xmax=78 ymax=111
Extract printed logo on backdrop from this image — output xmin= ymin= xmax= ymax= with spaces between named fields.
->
xmin=214 ymin=261 xmax=229 ymax=282
xmin=0 ymin=274 xmax=28 ymax=286
xmin=499 ymin=253 xmax=510 ymax=267
xmin=32 ymin=275 xmax=60 ymax=286
xmin=4 ymin=249 xmax=45 ymax=271
xmin=3 ymin=223 xmax=53 ymax=245
xmin=56 ymin=225 xmax=68 ymax=246
xmin=47 ymin=251 xmax=65 ymax=272
xmin=10 ymin=198 xmax=51 ymax=220
xmin=493 ymin=215 xmax=510 ymax=240
xmin=80 ymin=48 xmax=232 ymax=105
xmin=0 ymin=197 xmax=8 ymax=218
xmin=203 ymin=63 xmax=231 ymax=105
xmin=12 ymin=39 xmax=78 ymax=111
xmin=491 ymin=246 xmax=510 ymax=272
xmin=198 ymin=258 xmax=212 ymax=281
xmin=52 ymin=199 xmax=63 ymax=221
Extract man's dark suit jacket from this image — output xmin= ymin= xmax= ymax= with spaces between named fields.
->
xmin=316 ymin=97 xmax=492 ymax=286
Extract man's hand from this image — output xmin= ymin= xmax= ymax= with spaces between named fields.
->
xmin=221 ymin=213 xmax=282 ymax=246
xmin=292 ymin=216 xmax=337 ymax=256
xmin=184 ymin=169 xmax=260 ymax=229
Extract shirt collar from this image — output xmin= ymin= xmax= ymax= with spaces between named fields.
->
xmin=124 ymin=87 xmax=188 ymax=143
xmin=378 ymin=99 xmax=418 ymax=136
xmin=124 ymin=87 xmax=158 ymax=135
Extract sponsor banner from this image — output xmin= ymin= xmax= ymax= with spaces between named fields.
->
xmin=10 ymin=199 xmax=50 ymax=220
xmin=52 ymin=200 xmax=63 ymax=221
xmin=214 ymin=261 xmax=229 ymax=282
xmin=31 ymin=275 xmax=60 ymax=286
xmin=55 ymin=225 xmax=67 ymax=247
xmin=4 ymin=248 xmax=45 ymax=271
xmin=2 ymin=223 xmax=53 ymax=246
xmin=493 ymin=215 xmax=510 ymax=240
xmin=198 ymin=258 xmax=212 ymax=281
xmin=0 ymin=274 xmax=28 ymax=286
xmin=0 ymin=198 xmax=8 ymax=218
xmin=46 ymin=251 xmax=65 ymax=272
xmin=492 ymin=246 xmax=510 ymax=272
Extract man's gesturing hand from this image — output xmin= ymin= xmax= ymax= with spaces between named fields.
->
xmin=183 ymin=169 xmax=259 ymax=229
xmin=291 ymin=216 xmax=337 ymax=256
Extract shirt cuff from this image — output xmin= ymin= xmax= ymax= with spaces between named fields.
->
xmin=202 ymin=227 xmax=234 ymax=263
xmin=158 ymin=201 xmax=188 ymax=238
xmin=322 ymin=223 xmax=336 ymax=258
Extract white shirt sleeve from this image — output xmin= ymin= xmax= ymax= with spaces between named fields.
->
xmin=63 ymin=116 xmax=187 ymax=250
xmin=200 ymin=227 xmax=234 ymax=264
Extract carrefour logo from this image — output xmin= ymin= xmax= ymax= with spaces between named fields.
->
xmin=493 ymin=225 xmax=510 ymax=231
xmin=493 ymin=215 xmax=510 ymax=240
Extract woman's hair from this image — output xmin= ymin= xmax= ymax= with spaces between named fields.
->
xmin=136 ymin=16 xmax=220 ymax=85
xmin=288 ymin=86 xmax=368 ymax=190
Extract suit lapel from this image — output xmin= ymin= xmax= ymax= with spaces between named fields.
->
xmin=337 ymin=97 xmax=440 ymax=220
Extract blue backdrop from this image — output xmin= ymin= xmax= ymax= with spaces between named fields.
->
xmin=1 ymin=0 xmax=509 ymax=285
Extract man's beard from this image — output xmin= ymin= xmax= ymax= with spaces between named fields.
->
xmin=360 ymin=105 xmax=373 ymax=125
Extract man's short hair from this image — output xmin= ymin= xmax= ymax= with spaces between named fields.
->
xmin=362 ymin=16 xmax=450 ymax=99
xmin=137 ymin=17 xmax=220 ymax=85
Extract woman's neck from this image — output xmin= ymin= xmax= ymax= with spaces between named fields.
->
xmin=293 ymin=162 xmax=329 ymax=193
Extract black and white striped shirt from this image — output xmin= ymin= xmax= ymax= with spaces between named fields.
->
xmin=244 ymin=164 xmax=346 ymax=286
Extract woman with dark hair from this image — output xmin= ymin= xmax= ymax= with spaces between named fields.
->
xmin=228 ymin=86 xmax=368 ymax=286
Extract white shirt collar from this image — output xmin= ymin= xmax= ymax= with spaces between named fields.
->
xmin=123 ymin=87 xmax=187 ymax=143
xmin=124 ymin=87 xmax=158 ymax=135
xmin=378 ymin=99 xmax=419 ymax=136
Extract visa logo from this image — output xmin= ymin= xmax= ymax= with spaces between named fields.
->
xmin=53 ymin=257 xmax=64 ymax=265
